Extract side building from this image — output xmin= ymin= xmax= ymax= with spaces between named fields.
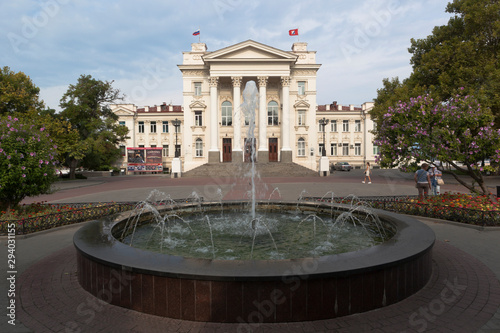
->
xmin=111 ymin=40 xmax=378 ymax=174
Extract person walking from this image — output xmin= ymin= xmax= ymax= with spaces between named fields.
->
xmin=429 ymin=164 xmax=443 ymax=195
xmin=362 ymin=162 xmax=372 ymax=184
xmin=414 ymin=163 xmax=432 ymax=201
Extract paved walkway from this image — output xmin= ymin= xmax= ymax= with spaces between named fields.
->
xmin=1 ymin=170 xmax=500 ymax=332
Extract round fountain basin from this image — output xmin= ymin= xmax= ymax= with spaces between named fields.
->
xmin=74 ymin=201 xmax=434 ymax=323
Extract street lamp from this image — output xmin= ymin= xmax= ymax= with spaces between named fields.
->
xmin=172 ymin=118 xmax=181 ymax=157
xmin=319 ymin=117 xmax=329 ymax=156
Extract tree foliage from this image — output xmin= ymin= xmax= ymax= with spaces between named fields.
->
xmin=0 ymin=116 xmax=58 ymax=210
xmin=59 ymin=75 xmax=128 ymax=177
xmin=371 ymin=0 xmax=500 ymax=125
xmin=0 ymin=66 xmax=44 ymax=116
xmin=374 ymin=91 xmax=500 ymax=196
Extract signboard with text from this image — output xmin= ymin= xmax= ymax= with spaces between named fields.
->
xmin=127 ymin=147 xmax=163 ymax=172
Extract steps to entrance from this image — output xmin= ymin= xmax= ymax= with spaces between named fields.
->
xmin=182 ymin=162 xmax=318 ymax=178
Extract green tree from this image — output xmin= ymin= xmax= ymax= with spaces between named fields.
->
xmin=408 ymin=0 xmax=500 ymax=121
xmin=0 ymin=66 xmax=44 ymax=115
xmin=371 ymin=0 xmax=500 ymax=125
xmin=59 ymin=75 xmax=128 ymax=178
xmin=374 ymin=91 xmax=500 ymax=196
xmin=0 ymin=116 xmax=58 ymax=210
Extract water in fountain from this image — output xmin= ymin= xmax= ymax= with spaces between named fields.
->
xmin=241 ymin=81 xmax=259 ymax=218
xmin=118 ymin=189 xmax=394 ymax=260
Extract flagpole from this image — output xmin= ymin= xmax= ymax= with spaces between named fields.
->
xmin=198 ymin=26 xmax=201 ymax=43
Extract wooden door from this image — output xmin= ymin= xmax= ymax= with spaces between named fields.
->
xmin=269 ymin=138 xmax=278 ymax=162
xmin=223 ymin=138 xmax=232 ymax=162
xmin=244 ymin=138 xmax=256 ymax=162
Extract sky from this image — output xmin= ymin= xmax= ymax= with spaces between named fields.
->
xmin=1 ymin=0 xmax=453 ymax=111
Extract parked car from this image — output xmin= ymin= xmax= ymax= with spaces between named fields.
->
xmin=334 ymin=162 xmax=352 ymax=171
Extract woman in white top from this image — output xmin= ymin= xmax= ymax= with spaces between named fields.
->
xmin=362 ymin=162 xmax=372 ymax=184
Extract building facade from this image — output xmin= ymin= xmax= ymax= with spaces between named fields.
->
xmin=111 ymin=40 xmax=378 ymax=173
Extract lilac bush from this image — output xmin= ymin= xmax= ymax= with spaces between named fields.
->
xmin=0 ymin=116 xmax=58 ymax=210
xmin=374 ymin=91 xmax=500 ymax=195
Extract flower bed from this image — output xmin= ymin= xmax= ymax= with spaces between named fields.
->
xmin=0 ymin=202 xmax=135 ymax=235
xmin=303 ymin=193 xmax=500 ymax=227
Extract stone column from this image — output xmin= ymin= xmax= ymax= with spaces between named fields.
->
xmin=257 ymin=76 xmax=269 ymax=163
xmin=280 ymin=76 xmax=292 ymax=163
xmin=231 ymin=76 xmax=243 ymax=163
xmin=208 ymin=76 xmax=220 ymax=163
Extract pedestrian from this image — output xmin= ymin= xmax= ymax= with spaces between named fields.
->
xmin=429 ymin=164 xmax=443 ymax=195
xmin=362 ymin=162 xmax=372 ymax=184
xmin=414 ymin=163 xmax=432 ymax=201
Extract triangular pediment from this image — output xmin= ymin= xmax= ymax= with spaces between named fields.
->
xmin=189 ymin=101 xmax=207 ymax=109
xmin=203 ymin=40 xmax=297 ymax=62
xmin=294 ymin=100 xmax=310 ymax=108
xmin=112 ymin=105 xmax=136 ymax=116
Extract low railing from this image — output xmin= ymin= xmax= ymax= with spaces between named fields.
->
xmin=0 ymin=197 xmax=205 ymax=235
xmin=301 ymin=196 xmax=500 ymax=227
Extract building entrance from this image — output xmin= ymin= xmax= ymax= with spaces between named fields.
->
xmin=223 ymin=138 xmax=232 ymax=162
xmin=244 ymin=138 xmax=256 ymax=162
xmin=269 ymin=138 xmax=278 ymax=162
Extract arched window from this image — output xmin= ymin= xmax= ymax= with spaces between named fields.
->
xmin=195 ymin=138 xmax=203 ymax=157
xmin=267 ymin=101 xmax=279 ymax=126
xmin=221 ymin=101 xmax=232 ymax=126
xmin=297 ymin=138 xmax=305 ymax=156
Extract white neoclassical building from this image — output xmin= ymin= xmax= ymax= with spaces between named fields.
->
xmin=111 ymin=40 xmax=378 ymax=174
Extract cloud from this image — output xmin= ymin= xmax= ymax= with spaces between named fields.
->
xmin=1 ymin=0 xmax=452 ymax=110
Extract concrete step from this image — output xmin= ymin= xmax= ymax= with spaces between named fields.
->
xmin=183 ymin=162 xmax=318 ymax=178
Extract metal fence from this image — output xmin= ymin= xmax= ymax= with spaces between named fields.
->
xmin=2 ymin=195 xmax=498 ymax=235
xmin=301 ymin=195 xmax=500 ymax=227
xmin=0 ymin=197 xmax=205 ymax=235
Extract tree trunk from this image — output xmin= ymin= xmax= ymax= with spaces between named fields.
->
xmin=69 ymin=158 xmax=79 ymax=180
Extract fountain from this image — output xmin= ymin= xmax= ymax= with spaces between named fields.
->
xmin=73 ymin=81 xmax=435 ymax=323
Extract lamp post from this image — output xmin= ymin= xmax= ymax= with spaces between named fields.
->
xmin=319 ymin=117 xmax=329 ymax=157
xmin=172 ymin=118 xmax=181 ymax=157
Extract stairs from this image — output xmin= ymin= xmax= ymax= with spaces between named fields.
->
xmin=182 ymin=162 xmax=318 ymax=178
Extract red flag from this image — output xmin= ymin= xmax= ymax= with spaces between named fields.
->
xmin=289 ymin=29 xmax=298 ymax=36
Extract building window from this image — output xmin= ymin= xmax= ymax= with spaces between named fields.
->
xmin=162 ymin=121 xmax=169 ymax=133
xmin=298 ymin=81 xmax=306 ymax=95
xmin=194 ymin=82 xmax=202 ymax=96
xmin=319 ymin=143 xmax=324 ymax=155
xmin=151 ymin=145 xmax=156 ymax=148
xmin=268 ymin=101 xmax=279 ymax=126
xmin=163 ymin=145 xmax=169 ymax=157
xmin=195 ymin=111 xmax=203 ymax=126
xmin=373 ymin=145 xmax=380 ymax=155
xmin=195 ymin=138 xmax=203 ymax=157
xmin=298 ymin=110 xmax=306 ymax=126
xmin=331 ymin=120 xmax=337 ymax=132
xmin=342 ymin=120 xmax=349 ymax=132
xmin=120 ymin=145 xmax=126 ymax=156
xmin=150 ymin=121 xmax=157 ymax=133
xmin=354 ymin=120 xmax=361 ymax=132
xmin=355 ymin=143 xmax=361 ymax=156
xmin=221 ymin=101 xmax=232 ymax=126
xmin=175 ymin=144 xmax=181 ymax=157
xmin=119 ymin=121 xmax=126 ymax=127
xmin=297 ymin=138 xmax=305 ymax=156
xmin=138 ymin=121 xmax=144 ymax=133
xmin=175 ymin=123 xmax=181 ymax=133
xmin=342 ymin=143 xmax=349 ymax=155
xmin=330 ymin=143 xmax=337 ymax=156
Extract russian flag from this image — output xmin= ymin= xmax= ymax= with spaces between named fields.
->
xmin=289 ymin=29 xmax=298 ymax=36
xmin=193 ymin=30 xmax=200 ymax=36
